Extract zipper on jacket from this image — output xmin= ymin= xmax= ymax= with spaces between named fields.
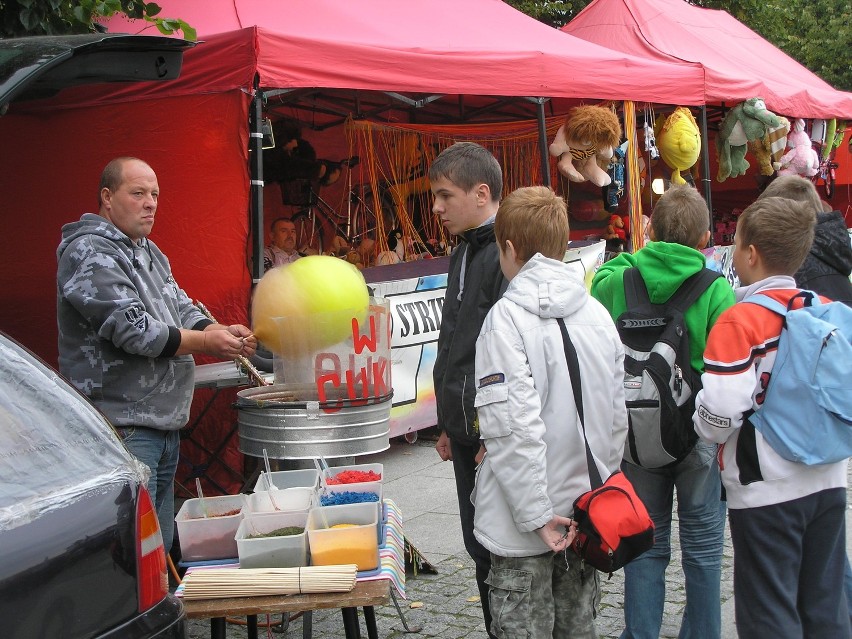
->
xmin=461 ymin=374 xmax=469 ymax=437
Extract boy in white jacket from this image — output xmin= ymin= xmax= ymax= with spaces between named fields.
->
xmin=472 ymin=186 xmax=628 ymax=639
xmin=693 ymin=196 xmax=849 ymax=637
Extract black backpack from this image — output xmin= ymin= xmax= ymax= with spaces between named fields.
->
xmin=616 ymin=268 xmax=721 ymax=468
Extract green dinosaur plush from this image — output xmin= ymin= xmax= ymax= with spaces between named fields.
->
xmin=716 ymin=98 xmax=781 ymax=182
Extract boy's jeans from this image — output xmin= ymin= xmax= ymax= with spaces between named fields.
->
xmin=619 ymin=440 xmax=726 ymax=639
xmin=117 ymin=426 xmax=181 ymax=552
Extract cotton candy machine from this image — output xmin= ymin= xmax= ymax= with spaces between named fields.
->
xmin=236 ymin=383 xmax=392 ymax=459
xmin=237 ymin=297 xmax=392 ymax=459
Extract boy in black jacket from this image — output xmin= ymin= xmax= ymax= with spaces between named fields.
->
xmin=430 ymin=142 xmax=506 ymax=638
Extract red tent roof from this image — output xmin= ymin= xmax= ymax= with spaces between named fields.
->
xmin=102 ymin=0 xmax=705 ymax=104
xmin=562 ymin=0 xmax=852 ymax=118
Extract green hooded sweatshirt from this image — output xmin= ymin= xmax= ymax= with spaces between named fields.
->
xmin=591 ymin=241 xmax=735 ymax=373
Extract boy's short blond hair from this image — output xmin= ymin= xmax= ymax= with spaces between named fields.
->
xmin=495 ymin=186 xmax=569 ymax=262
xmin=757 ymin=174 xmax=822 ymax=213
xmin=650 ymin=184 xmax=709 ymax=247
xmin=737 ymin=197 xmax=815 ymax=275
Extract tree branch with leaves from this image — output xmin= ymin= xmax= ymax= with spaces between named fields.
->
xmin=1 ymin=0 xmax=196 ymax=40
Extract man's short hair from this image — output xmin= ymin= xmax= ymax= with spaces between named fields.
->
xmin=98 ymin=157 xmax=145 ymax=207
xmin=270 ymin=216 xmax=295 ymax=232
xmin=650 ymin=184 xmax=709 ymax=247
xmin=757 ymin=174 xmax=823 ymax=214
xmin=428 ymin=142 xmax=502 ymax=202
xmin=495 ymin=186 xmax=569 ymax=262
xmin=737 ymin=197 xmax=815 ymax=275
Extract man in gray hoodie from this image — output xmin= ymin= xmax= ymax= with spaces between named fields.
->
xmin=57 ymin=157 xmax=256 ymax=550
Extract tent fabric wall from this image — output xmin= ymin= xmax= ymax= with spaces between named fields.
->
xmin=0 ymin=90 xmax=252 ymax=366
xmin=562 ymin=0 xmax=852 ymax=118
xmin=103 ymin=0 xmax=705 ymax=104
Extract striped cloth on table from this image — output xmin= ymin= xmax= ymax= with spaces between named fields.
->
xmin=358 ymin=498 xmax=405 ymax=598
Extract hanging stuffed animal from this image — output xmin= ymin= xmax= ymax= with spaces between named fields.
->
xmin=778 ymin=118 xmax=820 ymax=178
xmin=604 ymin=213 xmax=628 ymax=253
xmin=655 ymin=107 xmax=701 ymax=185
xmin=748 ymin=116 xmax=790 ymax=176
xmin=715 ymin=98 xmax=781 ymax=182
xmin=549 ymin=105 xmax=622 ymax=187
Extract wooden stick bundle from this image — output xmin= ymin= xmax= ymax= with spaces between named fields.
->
xmin=181 ymin=565 xmax=357 ymax=600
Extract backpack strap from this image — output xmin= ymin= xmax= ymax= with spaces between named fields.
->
xmin=624 ymin=267 xmax=720 ymax=313
xmin=557 ymin=317 xmax=604 ymax=490
xmin=666 ymin=268 xmax=723 ymax=313
xmin=623 ymin=267 xmax=651 ymax=310
xmin=743 ymin=294 xmax=789 ymax=316
xmin=744 ymin=290 xmax=820 ymax=317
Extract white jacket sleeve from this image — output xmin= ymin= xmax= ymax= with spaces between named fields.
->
xmin=475 ymin=324 xmax=553 ymax=533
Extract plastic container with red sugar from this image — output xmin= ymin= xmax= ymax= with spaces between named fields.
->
xmin=323 ymin=463 xmax=383 ymax=487
xmin=320 ymin=462 xmax=383 ymax=514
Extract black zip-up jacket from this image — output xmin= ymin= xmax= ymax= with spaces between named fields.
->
xmin=794 ymin=210 xmax=852 ymax=307
xmin=433 ymin=222 xmax=507 ymax=444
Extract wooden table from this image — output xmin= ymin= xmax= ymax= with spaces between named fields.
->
xmin=183 ymin=579 xmax=391 ymax=639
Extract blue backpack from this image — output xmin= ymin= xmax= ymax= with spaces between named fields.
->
xmin=745 ymin=291 xmax=852 ymax=465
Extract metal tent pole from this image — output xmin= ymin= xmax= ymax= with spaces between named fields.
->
xmin=699 ymin=105 xmax=714 ymax=245
xmin=250 ymin=75 xmax=265 ymax=281
xmin=535 ymin=98 xmax=551 ymax=188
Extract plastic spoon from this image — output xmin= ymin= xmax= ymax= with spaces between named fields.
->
xmin=262 ymin=448 xmax=282 ymax=511
xmin=262 ymin=449 xmax=279 ymax=490
xmin=195 ymin=478 xmax=208 ymax=518
xmin=313 ymin=458 xmax=329 ymax=491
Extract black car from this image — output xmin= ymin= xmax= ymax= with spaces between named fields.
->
xmin=0 ymin=332 xmax=186 ymax=638
xmin=0 ymin=33 xmax=191 ymax=112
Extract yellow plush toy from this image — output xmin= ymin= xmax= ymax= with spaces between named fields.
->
xmin=549 ymin=105 xmax=622 ymax=187
xmin=654 ymin=107 xmax=700 ymax=185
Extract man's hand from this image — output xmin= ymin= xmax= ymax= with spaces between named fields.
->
xmin=224 ymin=324 xmax=257 ymax=358
xmin=536 ymin=515 xmax=577 ymax=553
xmin=178 ymin=323 xmax=257 ymax=359
xmin=435 ymin=430 xmax=452 ymax=461
xmin=199 ymin=327 xmax=246 ymax=359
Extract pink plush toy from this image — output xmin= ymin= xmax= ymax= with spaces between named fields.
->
xmin=778 ymin=118 xmax=819 ymax=177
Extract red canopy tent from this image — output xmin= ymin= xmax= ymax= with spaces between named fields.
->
xmin=563 ymin=0 xmax=852 ymax=219
xmin=100 ymin=0 xmax=705 ymax=104
xmin=562 ymin=0 xmax=852 ymax=118
xmin=0 ymin=0 xmax=711 ymax=495
xmin=1 ymin=0 xmax=709 ymax=366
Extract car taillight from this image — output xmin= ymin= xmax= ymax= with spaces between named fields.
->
xmin=136 ymin=486 xmax=168 ymax=612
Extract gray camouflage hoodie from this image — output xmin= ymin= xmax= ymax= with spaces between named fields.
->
xmin=57 ymin=213 xmax=210 ymax=430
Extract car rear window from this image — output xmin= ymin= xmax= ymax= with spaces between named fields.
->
xmin=0 ymin=337 xmax=142 ymax=531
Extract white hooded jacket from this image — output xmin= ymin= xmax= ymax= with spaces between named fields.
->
xmin=472 ymin=253 xmax=628 ymax=557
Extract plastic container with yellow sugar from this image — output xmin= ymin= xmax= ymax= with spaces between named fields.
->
xmin=307 ymin=502 xmax=379 ymax=571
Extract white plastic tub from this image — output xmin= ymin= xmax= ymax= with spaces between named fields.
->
xmin=246 ymin=486 xmax=315 ymax=514
xmin=236 ymin=511 xmax=309 ymax=569
xmin=251 ymin=469 xmax=319 ymax=493
xmin=175 ymin=494 xmax=246 ymax=561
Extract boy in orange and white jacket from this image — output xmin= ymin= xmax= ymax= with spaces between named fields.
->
xmin=693 ymin=196 xmax=849 ymax=638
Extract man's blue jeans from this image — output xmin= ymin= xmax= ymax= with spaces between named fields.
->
xmin=619 ymin=440 xmax=725 ymax=639
xmin=117 ymin=427 xmax=181 ymax=552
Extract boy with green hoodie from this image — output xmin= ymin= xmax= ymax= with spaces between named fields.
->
xmin=591 ymin=184 xmax=735 ymax=639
